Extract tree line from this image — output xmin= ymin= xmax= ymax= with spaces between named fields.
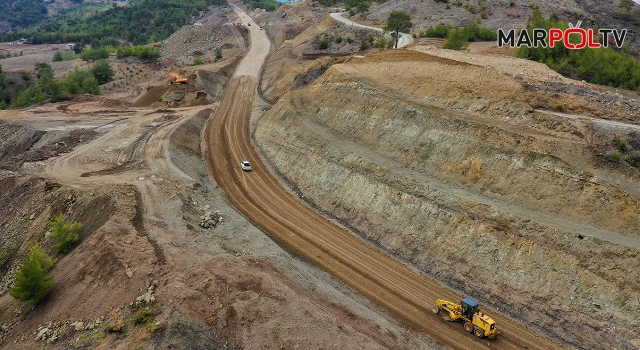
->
xmin=0 ymin=0 xmax=227 ymax=50
xmin=0 ymin=60 xmax=114 ymax=110
xmin=517 ymin=10 xmax=640 ymax=91
xmin=0 ymin=0 xmax=47 ymax=32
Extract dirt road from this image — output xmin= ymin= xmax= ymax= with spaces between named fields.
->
xmin=203 ymin=6 xmax=565 ymax=350
xmin=329 ymin=12 xmax=413 ymax=48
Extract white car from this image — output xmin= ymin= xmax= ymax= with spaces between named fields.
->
xmin=240 ymin=160 xmax=252 ymax=171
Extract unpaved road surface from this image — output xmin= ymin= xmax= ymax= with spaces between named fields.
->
xmin=330 ymin=12 xmax=413 ymax=48
xmin=204 ymin=6 xmax=564 ymax=350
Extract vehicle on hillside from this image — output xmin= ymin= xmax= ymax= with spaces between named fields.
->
xmin=432 ymin=297 xmax=498 ymax=339
xmin=240 ymin=161 xmax=252 ymax=171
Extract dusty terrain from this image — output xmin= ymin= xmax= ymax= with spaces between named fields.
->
xmin=255 ymin=47 xmax=640 ymax=350
xmin=1 ymin=0 xmax=639 ymax=350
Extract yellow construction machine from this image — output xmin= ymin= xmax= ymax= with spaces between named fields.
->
xmin=432 ymin=297 xmax=498 ymax=339
xmin=169 ymin=72 xmax=188 ymax=84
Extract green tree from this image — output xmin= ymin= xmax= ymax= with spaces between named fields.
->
xmin=49 ymin=213 xmax=81 ymax=254
xmin=215 ymin=48 xmax=222 ymax=62
xmin=80 ymin=47 xmax=110 ymax=61
xmin=90 ymin=59 xmax=114 ymax=85
xmin=377 ymin=36 xmax=387 ymax=50
xmin=52 ymin=51 xmax=64 ymax=62
xmin=360 ymin=38 xmax=368 ymax=51
xmin=10 ymin=243 xmax=54 ymax=305
xmin=619 ymin=0 xmax=634 ymax=16
xmin=383 ymin=11 xmax=412 ymax=48
xmin=443 ymin=28 xmax=469 ymax=50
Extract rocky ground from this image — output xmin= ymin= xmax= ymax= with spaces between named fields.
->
xmin=1 ymin=0 xmax=640 ymax=349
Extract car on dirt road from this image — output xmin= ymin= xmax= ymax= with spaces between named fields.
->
xmin=240 ymin=161 xmax=252 ymax=171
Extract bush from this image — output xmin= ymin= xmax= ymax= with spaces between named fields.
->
xmin=625 ymin=157 xmax=639 ymax=167
xmin=615 ymin=136 xmax=627 ymax=151
xmin=443 ymin=28 xmax=468 ymax=50
xmin=49 ymin=213 xmax=81 ymax=254
xmin=10 ymin=243 xmax=54 ymax=305
xmin=90 ymin=59 xmax=114 ymax=85
xmin=423 ymin=24 xmax=450 ymax=38
xmin=80 ymin=47 xmax=110 ymax=62
xmin=318 ymin=39 xmax=328 ymax=50
xmin=215 ymin=48 xmax=222 ymax=62
xmin=335 ymin=36 xmax=342 ymax=44
xmin=132 ymin=308 xmax=154 ymax=325
xmin=116 ymin=45 xmax=159 ymax=61
xmin=192 ymin=57 xmax=204 ymax=65
xmin=346 ymin=37 xmax=353 ymax=44
xmin=612 ymin=152 xmax=622 ymax=161
xmin=377 ymin=36 xmax=387 ymax=50
xmin=360 ymin=39 xmax=368 ymax=51
xmin=0 ymin=250 xmax=9 ymax=265
xmin=52 ymin=51 xmax=64 ymax=62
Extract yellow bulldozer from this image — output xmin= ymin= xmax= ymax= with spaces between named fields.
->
xmin=433 ymin=297 xmax=498 ymax=339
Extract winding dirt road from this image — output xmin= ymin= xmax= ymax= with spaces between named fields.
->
xmin=329 ymin=12 xmax=413 ymax=48
xmin=203 ymin=6 xmax=565 ymax=350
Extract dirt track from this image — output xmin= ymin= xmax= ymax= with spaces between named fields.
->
xmin=202 ymin=6 xmax=565 ymax=350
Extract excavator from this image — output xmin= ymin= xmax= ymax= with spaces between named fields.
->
xmin=432 ymin=297 xmax=498 ymax=339
xmin=169 ymin=72 xmax=188 ymax=84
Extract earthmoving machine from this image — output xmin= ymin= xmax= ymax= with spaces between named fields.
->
xmin=432 ymin=297 xmax=498 ymax=339
xmin=169 ymin=72 xmax=188 ymax=84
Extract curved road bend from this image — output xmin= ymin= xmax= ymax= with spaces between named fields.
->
xmin=329 ymin=12 xmax=413 ymax=48
xmin=203 ymin=5 xmax=565 ymax=350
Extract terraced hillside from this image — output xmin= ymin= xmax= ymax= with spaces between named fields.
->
xmin=255 ymin=48 xmax=640 ymax=350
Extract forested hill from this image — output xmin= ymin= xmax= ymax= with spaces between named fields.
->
xmin=0 ymin=0 xmax=47 ymax=31
xmin=0 ymin=0 xmax=227 ymax=49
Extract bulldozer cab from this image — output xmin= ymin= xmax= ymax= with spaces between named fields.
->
xmin=461 ymin=298 xmax=479 ymax=320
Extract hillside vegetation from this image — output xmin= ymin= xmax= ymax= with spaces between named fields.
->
xmin=518 ymin=10 xmax=640 ymax=90
xmin=0 ymin=0 xmax=227 ymax=49
xmin=0 ymin=0 xmax=47 ymax=31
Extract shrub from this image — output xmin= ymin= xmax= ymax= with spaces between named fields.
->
xmin=215 ymin=48 xmax=222 ymax=62
xmin=377 ymin=36 xmax=387 ymax=50
xmin=318 ymin=39 xmax=328 ymax=50
xmin=0 ymin=250 xmax=9 ymax=265
xmin=615 ymin=136 xmax=627 ymax=151
xmin=625 ymin=156 xmax=639 ymax=166
xmin=335 ymin=36 xmax=343 ymax=44
xmin=90 ymin=60 xmax=114 ymax=85
xmin=49 ymin=213 xmax=81 ymax=254
xmin=612 ymin=152 xmax=622 ymax=161
xmin=193 ymin=57 xmax=204 ymax=65
xmin=132 ymin=308 xmax=154 ymax=325
xmin=10 ymin=243 xmax=54 ymax=305
xmin=360 ymin=39 xmax=368 ymax=50
xmin=443 ymin=28 xmax=468 ymax=50
xmin=80 ymin=47 xmax=110 ymax=62
xmin=52 ymin=51 xmax=64 ymax=62
xmin=424 ymin=24 xmax=450 ymax=38
xmin=116 ymin=45 xmax=159 ymax=61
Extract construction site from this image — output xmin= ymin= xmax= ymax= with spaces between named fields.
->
xmin=0 ymin=0 xmax=639 ymax=349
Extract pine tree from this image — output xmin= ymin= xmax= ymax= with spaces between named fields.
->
xmin=10 ymin=243 xmax=54 ymax=305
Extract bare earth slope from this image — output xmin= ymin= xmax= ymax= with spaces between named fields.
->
xmin=254 ymin=49 xmax=640 ymax=350
xmin=204 ymin=5 xmax=569 ymax=350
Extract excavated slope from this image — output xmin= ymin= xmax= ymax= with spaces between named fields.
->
xmin=255 ymin=49 xmax=640 ymax=350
